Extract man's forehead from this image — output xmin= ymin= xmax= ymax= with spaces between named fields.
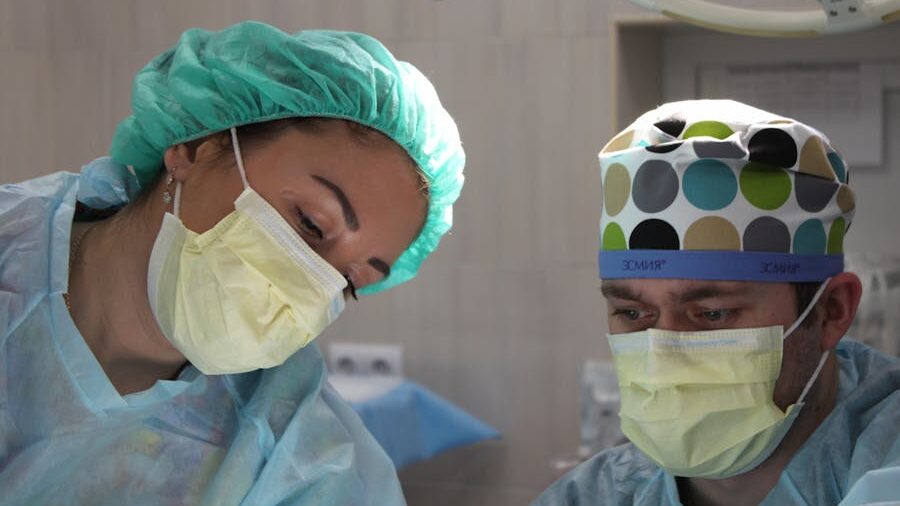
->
xmin=600 ymin=278 xmax=765 ymax=300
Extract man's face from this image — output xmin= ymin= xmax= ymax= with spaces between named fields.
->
xmin=601 ymin=278 xmax=823 ymax=411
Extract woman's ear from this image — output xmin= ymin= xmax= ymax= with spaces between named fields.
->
xmin=192 ymin=133 xmax=231 ymax=166
xmin=162 ymin=133 xmax=230 ymax=183
xmin=818 ymin=272 xmax=863 ymax=351
xmin=163 ymin=144 xmax=194 ymax=183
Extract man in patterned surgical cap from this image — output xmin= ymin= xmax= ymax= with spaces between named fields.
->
xmin=534 ymin=100 xmax=900 ymax=506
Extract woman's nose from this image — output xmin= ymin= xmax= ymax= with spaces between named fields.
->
xmin=314 ymin=245 xmax=372 ymax=290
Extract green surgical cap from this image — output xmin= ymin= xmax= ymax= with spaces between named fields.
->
xmin=111 ymin=21 xmax=465 ymax=294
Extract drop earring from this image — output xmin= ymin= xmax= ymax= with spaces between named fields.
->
xmin=162 ymin=171 xmax=176 ymax=204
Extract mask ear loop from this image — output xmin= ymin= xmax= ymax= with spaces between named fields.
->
xmin=785 ymin=277 xmax=833 ymax=405
xmin=797 ymin=349 xmax=830 ymax=405
xmin=230 ymin=127 xmax=250 ymax=190
xmin=783 ymin=277 xmax=832 ymax=339
xmin=173 ymin=181 xmax=183 ymax=218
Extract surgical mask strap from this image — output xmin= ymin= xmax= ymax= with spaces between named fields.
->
xmin=173 ymin=180 xmax=183 ymax=218
xmin=783 ymin=277 xmax=831 ymax=340
xmin=797 ymin=349 xmax=830 ymax=405
xmin=786 ymin=277 xmax=833 ymax=406
xmin=230 ymin=127 xmax=250 ymax=190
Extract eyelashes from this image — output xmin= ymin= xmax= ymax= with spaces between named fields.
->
xmin=294 ymin=208 xmax=359 ymax=302
xmin=612 ymin=308 xmax=647 ymax=321
xmin=297 ymin=210 xmax=324 ymax=240
xmin=611 ymin=308 xmax=739 ymax=326
xmin=345 ymin=275 xmax=358 ymax=301
xmin=696 ymin=309 xmax=736 ymax=324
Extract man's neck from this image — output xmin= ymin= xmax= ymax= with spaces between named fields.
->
xmin=677 ymin=356 xmax=840 ymax=506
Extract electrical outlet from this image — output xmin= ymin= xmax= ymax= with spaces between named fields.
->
xmin=327 ymin=342 xmax=404 ymax=377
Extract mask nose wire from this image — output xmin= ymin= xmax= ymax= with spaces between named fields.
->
xmin=783 ymin=277 xmax=832 ymax=340
xmin=230 ymin=127 xmax=250 ymax=190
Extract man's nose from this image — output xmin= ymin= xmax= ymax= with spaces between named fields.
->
xmin=654 ymin=312 xmax=695 ymax=332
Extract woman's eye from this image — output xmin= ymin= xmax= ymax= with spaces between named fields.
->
xmin=297 ymin=212 xmax=323 ymax=239
xmin=344 ymin=275 xmax=358 ymax=301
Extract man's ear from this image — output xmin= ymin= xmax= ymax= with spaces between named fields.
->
xmin=818 ymin=272 xmax=862 ymax=351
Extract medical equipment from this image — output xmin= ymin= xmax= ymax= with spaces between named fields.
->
xmin=326 ymin=342 xmax=500 ymax=469
xmin=846 ymin=253 xmax=900 ymax=357
xmin=624 ymin=0 xmax=900 ymax=37
xmin=579 ymin=360 xmax=626 ymax=458
xmin=549 ymin=361 xmax=626 ymax=475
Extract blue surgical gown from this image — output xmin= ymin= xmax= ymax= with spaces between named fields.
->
xmin=532 ymin=340 xmax=900 ymax=505
xmin=0 ymin=159 xmax=406 ymax=505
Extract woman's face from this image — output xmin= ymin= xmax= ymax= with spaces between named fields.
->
xmin=164 ymin=120 xmax=428 ymax=294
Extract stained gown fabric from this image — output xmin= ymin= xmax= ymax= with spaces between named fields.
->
xmin=0 ymin=158 xmax=406 ymax=505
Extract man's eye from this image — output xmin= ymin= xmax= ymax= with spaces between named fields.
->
xmin=700 ymin=309 xmax=730 ymax=322
xmin=613 ymin=309 xmax=642 ymax=321
xmin=298 ymin=212 xmax=323 ymax=239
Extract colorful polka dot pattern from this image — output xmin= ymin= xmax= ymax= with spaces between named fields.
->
xmin=683 ymin=159 xmax=737 ymax=211
xmin=600 ymin=100 xmax=855 ymax=269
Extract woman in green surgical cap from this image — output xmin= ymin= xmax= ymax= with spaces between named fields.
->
xmin=0 ymin=21 xmax=464 ymax=505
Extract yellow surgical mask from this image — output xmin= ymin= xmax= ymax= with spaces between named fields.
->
xmin=607 ymin=281 xmax=830 ymax=479
xmin=147 ymin=128 xmax=347 ymax=375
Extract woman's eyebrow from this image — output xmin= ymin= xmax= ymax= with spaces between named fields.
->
xmin=368 ymin=258 xmax=391 ymax=279
xmin=309 ymin=175 xmax=391 ymax=280
xmin=311 ymin=175 xmax=359 ymax=231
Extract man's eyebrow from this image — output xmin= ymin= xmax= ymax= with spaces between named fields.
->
xmin=601 ymin=284 xmax=643 ymax=302
xmin=368 ymin=258 xmax=391 ymax=279
xmin=676 ymin=285 xmax=752 ymax=304
xmin=311 ymin=175 xmax=359 ymax=231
